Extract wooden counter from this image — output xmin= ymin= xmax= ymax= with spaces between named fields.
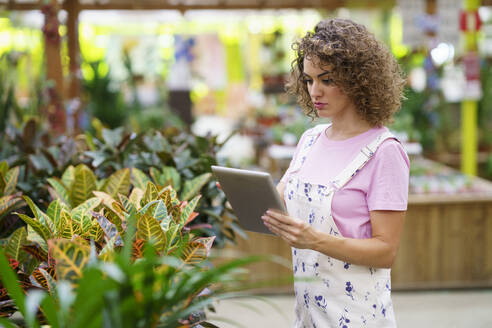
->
xmin=222 ymin=178 xmax=492 ymax=292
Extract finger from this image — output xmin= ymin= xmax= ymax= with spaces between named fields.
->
xmin=265 ymin=221 xmax=294 ymax=244
xmin=266 ymin=210 xmax=295 ymax=225
xmin=263 ymin=215 xmax=295 ymax=236
xmin=216 ymin=182 xmax=221 ymax=189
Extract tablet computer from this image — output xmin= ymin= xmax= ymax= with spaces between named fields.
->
xmin=211 ymin=165 xmax=286 ymax=235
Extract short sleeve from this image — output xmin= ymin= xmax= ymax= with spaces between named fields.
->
xmin=366 ymin=139 xmax=410 ymax=211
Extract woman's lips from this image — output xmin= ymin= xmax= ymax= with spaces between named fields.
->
xmin=314 ymin=102 xmax=327 ymax=109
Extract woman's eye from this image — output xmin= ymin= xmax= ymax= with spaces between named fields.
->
xmin=322 ymin=79 xmax=333 ymax=84
xmin=303 ymin=79 xmax=313 ymax=85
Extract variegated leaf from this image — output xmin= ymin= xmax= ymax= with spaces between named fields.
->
xmin=103 ymin=168 xmax=131 ymax=198
xmin=160 ymin=166 xmax=181 ymax=190
xmin=49 ymin=239 xmax=90 ymax=282
xmin=88 ymin=221 xmax=104 ymax=242
xmin=180 ymin=195 xmax=201 ymax=226
xmin=71 ymin=198 xmax=101 ymax=235
xmin=180 ymin=173 xmax=212 ymax=201
xmin=164 ymin=222 xmax=181 ymax=254
xmin=160 ymin=215 xmax=172 ymax=231
xmin=70 ymin=164 xmax=97 ymax=207
xmin=132 ymin=239 xmax=145 ymax=260
xmin=138 ymin=199 xmax=160 ymax=216
xmin=39 ymin=268 xmax=57 ymax=295
xmin=103 ymin=206 xmax=123 ymax=232
xmin=3 ymin=166 xmax=19 ymax=196
xmin=128 ymin=188 xmax=144 ymax=209
xmin=23 ymin=196 xmax=56 ymax=235
xmin=6 ymin=226 xmax=27 ymax=262
xmin=136 ymin=215 xmax=166 ymax=252
xmin=47 ymin=199 xmax=70 ymax=233
xmin=92 ymin=212 xmax=123 ymax=246
xmin=131 ymin=168 xmax=150 ymax=190
xmin=59 ymin=211 xmax=83 ymax=239
xmin=47 ymin=177 xmax=71 ymax=207
xmin=0 ymin=195 xmax=23 ymax=218
xmin=26 ymin=226 xmax=49 ymax=255
xmin=71 ymin=197 xmax=101 ymax=215
xmin=93 ymin=191 xmax=125 ymax=223
xmin=181 ymin=236 xmax=216 ymax=264
xmin=30 ymin=267 xmax=56 ymax=293
xmin=119 ymin=194 xmax=137 ymax=216
xmin=142 ymin=181 xmax=159 ymax=204
xmin=152 ymin=200 xmax=168 ymax=222
xmin=17 ymin=213 xmax=51 ymax=241
xmin=62 ymin=165 xmax=76 ymax=188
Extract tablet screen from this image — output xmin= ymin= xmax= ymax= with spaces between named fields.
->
xmin=211 ymin=165 xmax=286 ymax=235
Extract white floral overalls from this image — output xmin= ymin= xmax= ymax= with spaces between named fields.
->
xmin=284 ymin=124 xmax=399 ymax=328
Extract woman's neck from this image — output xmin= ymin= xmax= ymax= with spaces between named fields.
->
xmin=326 ymin=113 xmax=373 ymax=141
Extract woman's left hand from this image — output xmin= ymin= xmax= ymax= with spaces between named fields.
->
xmin=262 ymin=210 xmax=319 ymax=249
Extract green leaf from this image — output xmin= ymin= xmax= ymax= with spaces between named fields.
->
xmin=47 ymin=199 xmax=70 ymax=233
xmin=62 ymin=165 xmax=75 ymax=188
xmin=70 ymin=164 xmax=97 ymax=207
xmin=128 ymin=188 xmax=144 ymax=208
xmin=142 ymin=181 xmax=159 ymax=204
xmin=47 ymin=177 xmax=71 ymax=207
xmin=161 ymin=166 xmax=181 ymax=190
xmin=0 ymin=172 xmax=6 ymax=196
xmin=102 ymin=127 xmax=124 ymax=149
xmin=3 ymin=166 xmax=19 ymax=196
xmin=0 ymin=161 xmax=8 ymax=176
xmin=131 ymin=168 xmax=150 ymax=190
xmin=149 ymin=167 xmax=163 ymax=186
xmin=0 ymin=250 xmax=28 ymax=319
xmin=59 ymin=212 xmax=83 ymax=239
xmin=180 ymin=173 xmax=212 ymax=201
xmin=17 ymin=213 xmax=51 ymax=242
xmin=49 ymin=239 xmax=90 ymax=282
xmin=180 ymin=195 xmax=201 ymax=225
xmin=103 ymin=168 xmax=131 ymax=198
xmin=136 ymin=215 xmax=166 ymax=252
xmin=71 ymin=198 xmax=100 ymax=236
xmin=23 ymin=196 xmax=56 ymax=236
xmin=6 ymin=226 xmax=27 ymax=262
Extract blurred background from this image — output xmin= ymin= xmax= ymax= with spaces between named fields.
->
xmin=1 ymin=0 xmax=492 ymax=327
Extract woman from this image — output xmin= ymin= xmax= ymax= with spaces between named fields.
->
xmin=262 ymin=18 xmax=409 ymax=327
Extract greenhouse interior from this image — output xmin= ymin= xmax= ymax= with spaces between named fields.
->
xmin=0 ymin=0 xmax=492 ymax=327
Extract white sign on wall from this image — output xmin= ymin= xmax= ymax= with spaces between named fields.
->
xmin=397 ymin=0 xmax=426 ymax=47
xmin=437 ymin=0 xmax=461 ymax=48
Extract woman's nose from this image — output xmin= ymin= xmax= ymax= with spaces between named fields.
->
xmin=310 ymin=81 xmax=322 ymax=97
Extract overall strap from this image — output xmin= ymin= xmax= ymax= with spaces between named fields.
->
xmin=288 ymin=123 xmax=331 ymax=175
xmin=331 ymin=131 xmax=398 ymax=190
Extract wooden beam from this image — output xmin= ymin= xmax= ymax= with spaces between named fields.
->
xmin=65 ymin=0 xmax=80 ymax=100
xmin=2 ymin=0 xmax=396 ymax=11
xmin=42 ymin=0 xmax=66 ymax=134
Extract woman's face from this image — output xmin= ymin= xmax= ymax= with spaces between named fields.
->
xmin=302 ymin=57 xmax=355 ymax=119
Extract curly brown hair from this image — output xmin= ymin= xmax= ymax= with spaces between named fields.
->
xmin=285 ymin=18 xmax=405 ymax=126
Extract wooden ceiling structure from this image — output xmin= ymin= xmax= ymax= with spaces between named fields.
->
xmin=1 ymin=0 xmax=395 ymax=11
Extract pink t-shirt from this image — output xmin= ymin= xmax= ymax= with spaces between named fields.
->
xmin=280 ymin=125 xmax=409 ymax=239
